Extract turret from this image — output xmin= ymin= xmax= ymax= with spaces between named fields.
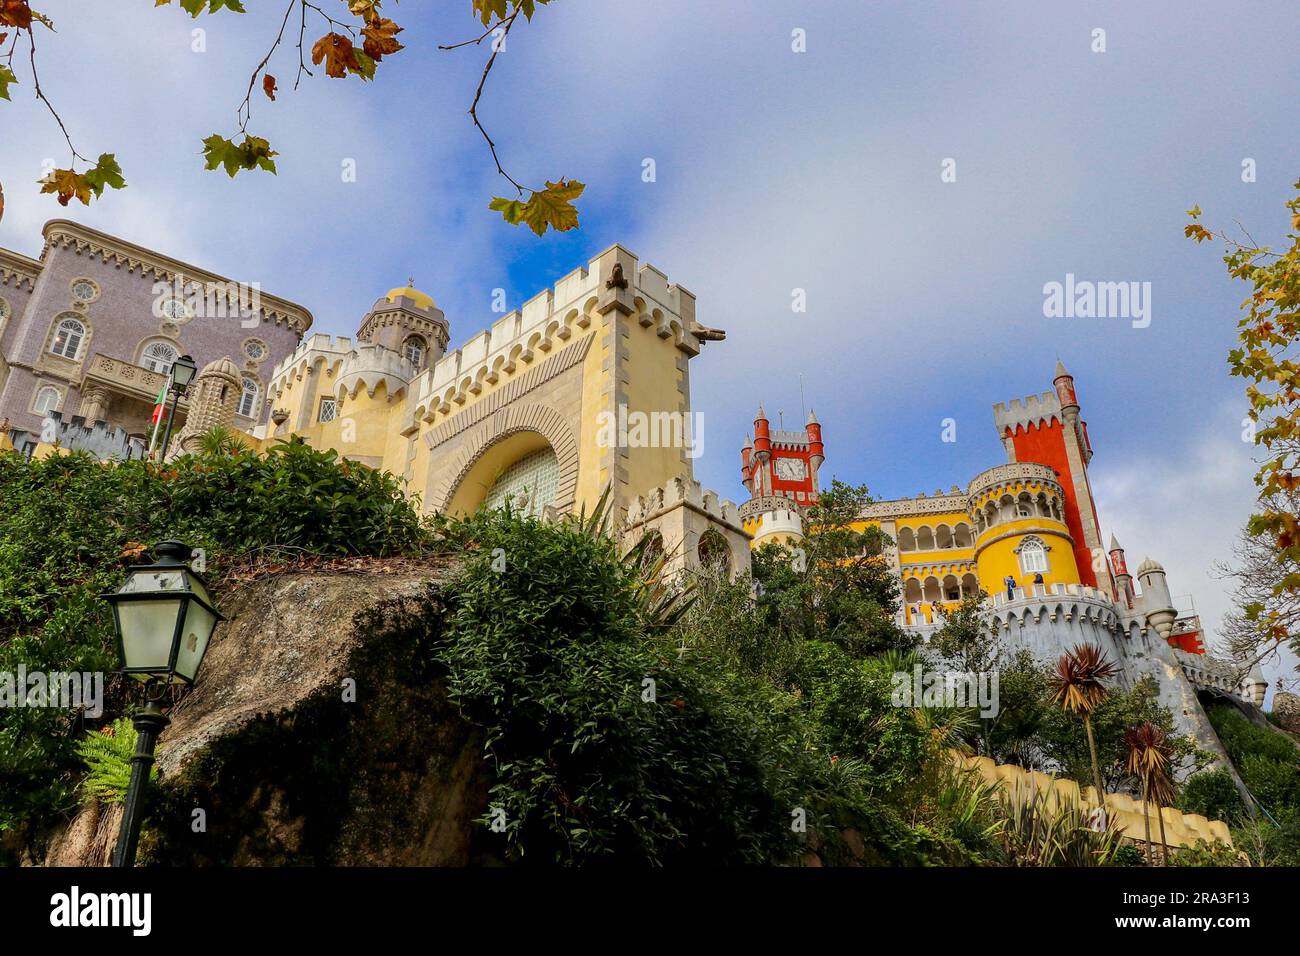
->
xmin=806 ymin=408 xmax=824 ymax=490
xmin=1109 ymin=533 xmax=1132 ymax=606
xmin=1053 ymin=359 xmax=1079 ymax=414
xmin=752 ymin=405 xmax=770 ymax=461
xmin=1136 ymin=557 xmax=1176 ymax=640
xmin=355 ymin=281 xmax=450 ymax=371
xmin=741 ymin=434 xmax=753 ymax=493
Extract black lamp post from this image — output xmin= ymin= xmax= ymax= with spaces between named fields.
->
xmin=102 ymin=540 xmax=223 ymax=868
xmin=158 ymin=354 xmax=197 ymax=461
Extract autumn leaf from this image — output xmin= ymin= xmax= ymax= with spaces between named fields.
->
xmin=262 ymin=73 xmax=277 ymax=100
xmin=0 ymin=63 xmax=16 ymax=101
xmin=312 ymin=32 xmax=374 ymax=80
xmin=39 ymin=168 xmax=92 ymax=207
xmin=473 ymin=0 xmax=553 ymax=26
xmin=0 ymin=0 xmax=32 ymax=29
xmin=202 ymin=133 xmax=278 ymax=177
xmin=362 ymin=17 xmax=404 ymax=60
xmin=490 ymin=178 xmax=585 ymax=236
xmin=0 ymin=179 xmax=5 ymax=224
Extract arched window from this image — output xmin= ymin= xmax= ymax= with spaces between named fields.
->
xmin=483 ymin=446 xmax=559 ymax=518
xmin=237 ymin=377 xmax=260 ymax=418
xmin=50 ymin=317 xmax=85 ymax=359
xmin=697 ymin=529 xmax=732 ymax=573
xmin=33 ymin=385 xmax=60 ymax=415
xmin=403 ymin=335 xmax=428 ymax=370
xmin=1016 ymin=535 xmax=1050 ymax=575
xmin=140 ymin=340 xmax=179 ymax=375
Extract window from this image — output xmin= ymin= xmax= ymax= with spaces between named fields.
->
xmin=70 ymin=279 xmax=99 ymax=302
xmin=238 ymin=377 xmax=260 ymax=418
xmin=318 ymin=397 xmax=337 ymax=423
xmin=33 ymin=385 xmax=60 ymax=415
xmin=159 ymin=299 xmax=188 ymax=321
xmin=50 ymin=317 xmax=85 ymax=359
xmin=403 ymin=335 xmax=427 ymax=369
xmin=1018 ymin=537 xmax=1049 ymax=575
xmin=140 ymin=340 xmax=179 ymax=375
xmin=483 ymin=447 xmax=559 ymax=518
xmin=242 ymin=339 xmax=267 ymax=362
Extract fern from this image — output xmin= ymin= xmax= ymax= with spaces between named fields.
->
xmin=76 ymin=717 xmax=152 ymax=803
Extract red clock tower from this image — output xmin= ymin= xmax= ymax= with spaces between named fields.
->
xmin=741 ymin=407 xmax=823 ymax=506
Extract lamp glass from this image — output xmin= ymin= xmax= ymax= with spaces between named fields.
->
xmin=170 ymin=356 xmax=198 ymax=389
xmin=173 ymin=600 xmax=217 ymax=683
xmin=115 ymin=598 xmax=183 ymax=681
xmin=118 ymin=569 xmax=186 ymax=595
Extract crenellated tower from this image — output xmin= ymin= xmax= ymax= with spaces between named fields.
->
xmin=992 ymin=361 xmax=1113 ymax=596
xmin=738 ymin=406 xmax=823 ymax=546
xmin=356 ymin=283 xmax=450 ymax=372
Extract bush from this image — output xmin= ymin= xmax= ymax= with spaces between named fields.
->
xmin=1178 ymin=768 xmax=1247 ymax=825
xmin=0 ymin=440 xmax=429 ymax=842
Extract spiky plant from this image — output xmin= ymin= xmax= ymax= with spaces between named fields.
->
xmin=997 ymin=781 xmax=1126 ymax=866
xmin=1125 ymin=721 xmax=1176 ymax=865
xmin=76 ymin=717 xmax=153 ymax=803
xmin=1048 ymin=643 xmax=1120 ymax=818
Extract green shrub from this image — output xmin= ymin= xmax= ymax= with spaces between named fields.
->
xmin=0 ymin=440 xmax=428 ymax=840
xmin=1178 ymin=768 xmax=1247 ymax=824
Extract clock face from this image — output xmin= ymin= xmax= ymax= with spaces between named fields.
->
xmin=774 ymin=457 xmax=807 ymax=481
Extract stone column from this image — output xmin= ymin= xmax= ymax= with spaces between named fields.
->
xmin=79 ymin=386 xmax=111 ymax=424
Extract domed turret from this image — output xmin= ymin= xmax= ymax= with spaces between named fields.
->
xmin=357 ymin=278 xmax=450 ymax=371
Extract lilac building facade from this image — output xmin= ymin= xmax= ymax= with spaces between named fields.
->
xmin=0 ymin=220 xmax=311 ymax=454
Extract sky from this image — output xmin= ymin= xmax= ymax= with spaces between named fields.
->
xmin=2 ymin=0 xmax=1298 ymax=689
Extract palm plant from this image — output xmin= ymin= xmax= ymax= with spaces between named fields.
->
xmin=1125 ymin=721 xmax=1176 ymax=865
xmin=1048 ymin=643 xmax=1120 ymax=821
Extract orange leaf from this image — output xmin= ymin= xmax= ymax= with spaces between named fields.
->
xmin=262 ymin=73 xmax=277 ymax=100
xmin=361 ymin=17 xmax=403 ymax=59
xmin=311 ymin=32 xmax=358 ymax=79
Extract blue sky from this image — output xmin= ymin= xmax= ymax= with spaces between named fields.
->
xmin=2 ymin=0 xmax=1298 ymax=683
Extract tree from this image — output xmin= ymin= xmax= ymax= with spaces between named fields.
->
xmin=1048 ymin=643 xmax=1120 ymax=818
xmin=1187 ymin=184 xmax=1300 ymax=669
xmin=1216 ymin=489 xmax=1300 ymax=675
xmin=0 ymin=0 xmax=582 ymax=233
xmin=1125 ymin=721 xmax=1176 ymax=865
xmin=751 ymin=480 xmax=911 ymax=659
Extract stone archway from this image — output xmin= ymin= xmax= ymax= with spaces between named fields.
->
xmin=428 ymin=402 xmax=579 ymax=515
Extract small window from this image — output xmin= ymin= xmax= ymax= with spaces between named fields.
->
xmin=242 ymin=339 xmax=267 ymax=362
xmin=140 ymin=341 xmax=179 ymax=375
xmin=403 ymin=335 xmax=427 ymax=369
xmin=159 ymin=298 xmax=188 ymax=321
xmin=50 ymin=318 xmax=85 ymax=359
xmin=33 ymin=385 xmax=60 ymax=416
xmin=70 ymin=279 xmax=99 ymax=303
xmin=318 ymin=397 xmax=337 ymax=423
xmin=238 ymin=377 xmax=260 ymax=418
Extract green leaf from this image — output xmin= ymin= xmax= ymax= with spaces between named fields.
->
xmin=202 ymin=133 xmax=278 ymax=178
xmin=0 ymin=64 xmax=16 ymax=102
xmin=83 ymin=154 xmax=127 ymax=197
xmin=490 ymin=179 xmax=585 ymax=236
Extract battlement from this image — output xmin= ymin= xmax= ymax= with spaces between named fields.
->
xmin=967 ymin=461 xmax=1063 ymax=503
xmin=992 ymin=390 xmax=1062 ymax=434
xmin=739 ymin=493 xmax=807 ymax=520
xmin=862 ymin=489 xmax=969 ymax=519
xmin=270 ymin=333 xmax=354 ymax=381
xmin=336 ymin=343 xmax=416 ymax=401
xmin=625 ymin=475 xmax=744 ymax=532
xmin=413 ymin=244 xmax=702 ymax=420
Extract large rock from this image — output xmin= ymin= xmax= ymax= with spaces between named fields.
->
xmin=47 ymin=560 xmax=492 ymax=867
xmin=1275 ymin=691 xmax=1300 ymax=734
